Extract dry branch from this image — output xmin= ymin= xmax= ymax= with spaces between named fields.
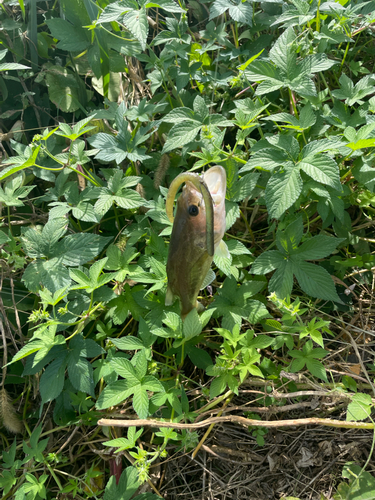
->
xmin=98 ymin=415 xmax=375 ymax=430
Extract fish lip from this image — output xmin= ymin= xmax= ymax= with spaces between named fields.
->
xmin=203 ymin=165 xmax=226 ymax=198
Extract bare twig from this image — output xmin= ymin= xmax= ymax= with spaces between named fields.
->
xmin=98 ymin=416 xmax=375 ymax=431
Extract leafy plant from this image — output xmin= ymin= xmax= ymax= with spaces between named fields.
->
xmin=1 ymin=0 xmax=375 ymax=497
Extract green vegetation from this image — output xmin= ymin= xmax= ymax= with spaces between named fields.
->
xmin=1 ymin=0 xmax=375 ymax=497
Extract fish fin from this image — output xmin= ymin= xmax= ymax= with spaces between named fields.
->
xmin=165 ymin=285 xmax=175 ymax=306
xmin=200 ymin=268 xmax=216 ymax=290
xmin=215 ymin=239 xmax=230 ymax=259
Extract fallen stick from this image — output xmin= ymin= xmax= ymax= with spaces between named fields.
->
xmin=98 ymin=415 xmax=374 ymax=430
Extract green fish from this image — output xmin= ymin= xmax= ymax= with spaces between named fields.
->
xmin=165 ymin=166 xmax=228 ymax=318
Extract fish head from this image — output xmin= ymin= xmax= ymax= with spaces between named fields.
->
xmin=165 ymin=165 xmax=227 ymax=317
xmin=173 ymin=180 xmax=209 ymax=250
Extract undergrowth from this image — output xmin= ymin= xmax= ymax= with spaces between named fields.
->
xmin=1 ymin=0 xmax=375 ymax=498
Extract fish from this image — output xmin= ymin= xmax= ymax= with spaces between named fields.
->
xmin=165 ymin=165 xmax=228 ymax=318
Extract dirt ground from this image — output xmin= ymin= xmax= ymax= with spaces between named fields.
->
xmin=160 ymin=416 xmax=373 ymax=499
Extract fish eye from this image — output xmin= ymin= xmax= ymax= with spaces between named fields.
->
xmin=188 ymin=205 xmax=199 ymax=216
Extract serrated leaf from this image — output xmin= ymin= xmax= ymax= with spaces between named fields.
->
xmin=141 ymin=375 xmax=164 ymax=392
xmin=305 ymin=358 xmax=327 ymax=381
xmin=299 ymin=155 xmax=341 ymax=191
xmin=60 ymin=234 xmax=112 ymax=266
xmin=46 ymin=19 xmax=90 ymax=51
xmin=39 ymin=358 xmax=66 ymax=403
xmin=226 ymin=239 xmax=251 ymax=255
xmin=244 ymin=60 xmax=280 ymax=82
xmin=268 ymin=260 xmax=294 ymax=299
xmin=0 ymin=62 xmax=30 ymax=71
xmin=247 ymin=300 xmax=271 ymax=323
xmin=265 ymin=165 xmax=303 ymax=219
xmin=96 ymin=380 xmax=133 ymax=409
xmin=229 ymin=1 xmax=252 ymax=24
xmin=110 ymin=358 xmax=140 ymax=384
xmin=213 ymin=252 xmax=232 ymax=276
xmin=230 ymin=173 xmax=260 ymax=201
xmin=347 ymin=393 xmax=372 ymax=421
xmin=112 ymin=337 xmax=145 ymax=350
xmin=103 ymin=466 xmax=140 ymax=500
xmin=241 ymin=149 xmax=288 ymax=172
xmin=183 ymin=308 xmax=202 ymax=340
xmin=132 ymin=388 xmax=149 ymax=418
xmin=0 ymin=231 xmax=11 ymax=244
xmin=209 ymin=375 xmax=227 ymax=398
xmin=123 ymin=7 xmax=149 ymax=50
xmin=67 ymin=357 xmax=95 ymax=396
xmin=252 ymin=251 xmax=285 ymax=274
xmin=22 ymin=258 xmax=71 ymax=293
xmin=292 ymin=260 xmax=340 ymax=302
xmin=162 ymin=122 xmax=202 ymax=153
xmin=293 ymin=235 xmax=343 ymax=260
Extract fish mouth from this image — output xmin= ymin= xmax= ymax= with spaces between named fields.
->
xmin=203 ymin=166 xmax=226 ymax=204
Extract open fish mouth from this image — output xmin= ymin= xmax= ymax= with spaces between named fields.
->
xmin=203 ymin=166 xmax=226 ymax=205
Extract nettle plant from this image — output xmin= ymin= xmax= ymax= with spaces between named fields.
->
xmin=1 ymin=0 xmax=375 ymax=495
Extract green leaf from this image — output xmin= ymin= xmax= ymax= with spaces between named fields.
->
xmin=209 ymin=375 xmax=227 ymax=398
xmin=60 ymin=234 xmax=113 ymax=266
xmin=141 ymin=375 xmax=164 ymax=393
xmin=299 ymin=155 xmax=341 ymax=191
xmin=112 ymin=337 xmax=145 ymax=350
xmin=210 ymin=0 xmax=252 ymax=23
xmin=183 ymin=309 xmax=202 ymax=341
xmin=228 ymin=0 xmax=252 ymax=24
xmin=0 ymin=62 xmax=30 ymax=71
xmin=110 ymin=358 xmax=140 ymax=384
xmin=96 ymin=380 xmax=133 ymax=409
xmin=252 ymin=251 xmax=285 ymax=274
xmin=347 ymin=393 xmax=372 ymax=421
xmin=244 ymin=60 xmax=280 ymax=82
xmin=268 ymin=261 xmax=294 ymax=299
xmin=103 ymin=466 xmax=140 ymax=500
xmin=339 ymin=463 xmax=375 ymax=500
xmin=45 ymin=64 xmax=89 ymax=113
xmin=269 ymin=27 xmax=296 ymax=76
xmin=265 ymin=165 xmax=303 ymax=219
xmin=67 ymin=357 xmax=95 ymax=396
xmin=22 ymin=258 xmax=71 ymax=293
xmin=0 ymin=145 xmax=40 ymax=182
xmin=123 ymin=7 xmax=149 ymax=51
xmin=23 ymin=473 xmax=48 ymax=500
xmin=193 ymin=95 xmax=209 ymax=122
xmin=0 ymin=470 xmax=17 ymax=495
xmin=226 ymin=239 xmax=251 ymax=256
xmin=0 ymin=231 xmax=11 ymax=244
xmin=332 ymin=73 xmax=375 ymax=106
xmin=23 ymin=425 xmax=49 ymax=462
xmin=241 ymin=149 xmax=288 ymax=172
xmin=230 ymin=173 xmax=259 ymax=202
xmin=103 ymin=427 xmax=143 ymax=451
xmin=162 ymin=122 xmax=202 ymax=153
xmin=292 ymin=260 xmax=341 ymax=302
xmin=305 ymin=358 xmax=328 ymax=382
xmin=132 ymin=388 xmax=149 ymax=419
xmin=40 ymin=358 xmax=66 ymax=403
xmin=46 ymin=19 xmax=90 ymax=51
xmin=294 ymin=235 xmax=344 ymax=260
